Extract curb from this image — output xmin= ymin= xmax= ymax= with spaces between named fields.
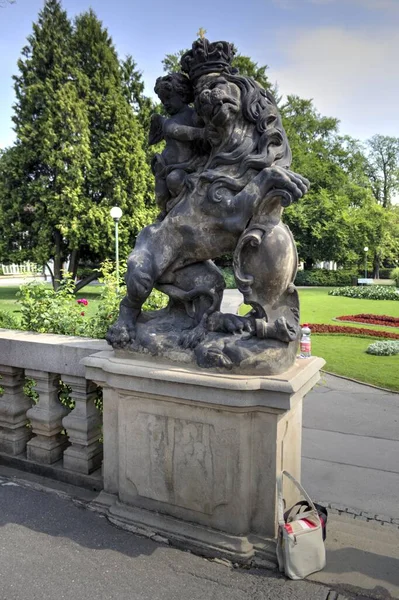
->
xmin=316 ymin=499 xmax=399 ymax=529
xmin=320 ymin=369 xmax=399 ymax=394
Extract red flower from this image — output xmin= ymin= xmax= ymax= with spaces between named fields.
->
xmin=308 ymin=323 xmax=399 ymax=340
xmin=336 ymin=314 xmax=399 ymax=328
xmin=77 ymin=298 xmax=88 ymax=306
xmin=81 ymin=311 xmax=85 ymax=316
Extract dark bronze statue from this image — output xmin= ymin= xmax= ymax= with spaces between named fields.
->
xmin=106 ymin=39 xmax=310 ymax=374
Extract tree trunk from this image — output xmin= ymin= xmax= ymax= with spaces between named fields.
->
xmin=68 ymin=249 xmax=79 ymax=281
xmin=372 ymin=252 xmax=380 ymax=279
xmin=53 ymin=230 xmax=63 ymax=290
xmin=74 ymin=271 xmax=98 ymax=293
xmin=304 ymin=257 xmax=314 ymax=270
xmin=45 ymin=262 xmax=55 ymax=288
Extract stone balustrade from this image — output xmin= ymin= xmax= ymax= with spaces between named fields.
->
xmin=0 ymin=330 xmax=107 ymax=483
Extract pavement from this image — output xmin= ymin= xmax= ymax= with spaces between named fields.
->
xmin=0 ymin=288 xmax=397 ymax=599
xmin=223 ymin=290 xmax=399 ymax=521
xmin=303 ymin=373 xmax=399 ymax=521
xmin=0 ymin=472 xmax=340 ymax=600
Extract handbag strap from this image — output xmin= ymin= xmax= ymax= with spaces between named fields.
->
xmin=285 ymin=500 xmax=313 ymax=522
xmin=277 ymin=470 xmax=319 ymax=527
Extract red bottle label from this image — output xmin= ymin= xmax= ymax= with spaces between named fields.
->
xmin=300 ymin=341 xmax=311 ymax=353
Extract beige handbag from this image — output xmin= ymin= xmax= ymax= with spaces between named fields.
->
xmin=276 ymin=470 xmax=326 ymax=580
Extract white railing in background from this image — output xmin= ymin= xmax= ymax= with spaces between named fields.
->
xmin=1 ymin=262 xmax=42 ymax=275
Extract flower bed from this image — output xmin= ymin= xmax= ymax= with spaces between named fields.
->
xmin=308 ymin=323 xmax=399 ymax=340
xmin=329 ymin=286 xmax=399 ymax=300
xmin=336 ymin=314 xmax=399 ymax=327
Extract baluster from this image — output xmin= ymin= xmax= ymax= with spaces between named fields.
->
xmin=0 ymin=366 xmax=32 ymax=455
xmin=26 ymin=370 xmax=69 ymax=464
xmin=62 ymin=376 xmax=102 ymax=474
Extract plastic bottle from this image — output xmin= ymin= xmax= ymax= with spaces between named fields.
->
xmin=300 ymin=323 xmax=312 ymax=358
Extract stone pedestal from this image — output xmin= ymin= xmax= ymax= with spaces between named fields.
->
xmin=83 ymin=351 xmax=324 ymax=564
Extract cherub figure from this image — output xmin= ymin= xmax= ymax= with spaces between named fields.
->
xmin=149 ymin=73 xmax=207 ymax=215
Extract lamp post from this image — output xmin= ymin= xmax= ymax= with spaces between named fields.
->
xmin=364 ymin=246 xmax=369 ymax=280
xmin=110 ymin=206 xmax=123 ymax=292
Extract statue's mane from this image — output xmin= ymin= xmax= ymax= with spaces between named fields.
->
xmin=198 ymin=73 xmax=292 ymax=202
xmin=212 ymin=73 xmax=291 ymax=173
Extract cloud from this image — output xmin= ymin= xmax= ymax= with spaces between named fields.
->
xmin=269 ymin=26 xmax=399 ymax=139
xmin=273 ymin=0 xmax=399 ymax=11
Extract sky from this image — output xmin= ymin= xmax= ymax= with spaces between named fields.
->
xmin=0 ymin=0 xmax=398 ymax=149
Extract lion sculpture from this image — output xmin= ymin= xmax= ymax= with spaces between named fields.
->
xmin=106 ymin=39 xmax=309 ymax=374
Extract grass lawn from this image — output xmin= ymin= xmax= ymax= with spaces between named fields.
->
xmin=312 ymin=335 xmax=399 ymax=391
xmin=1 ymin=284 xmax=398 ymax=391
xmin=299 ymin=288 xmax=399 ymax=330
xmin=240 ymin=287 xmax=399 ymax=391
xmin=0 ymin=284 xmax=102 ymax=322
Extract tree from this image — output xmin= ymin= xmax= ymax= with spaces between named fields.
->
xmin=365 ymin=135 xmax=399 ymax=208
xmin=162 ymin=47 xmax=273 ymax=91
xmin=7 ymin=0 xmax=91 ymax=287
xmin=120 ymin=54 xmax=157 ymax=132
xmin=281 ymin=96 xmax=373 ymax=269
xmin=0 ymin=2 xmax=153 ymax=289
xmin=162 ymin=50 xmax=186 ymax=75
xmin=71 ymin=9 xmax=154 ymax=286
xmin=363 ymin=135 xmax=399 ymax=276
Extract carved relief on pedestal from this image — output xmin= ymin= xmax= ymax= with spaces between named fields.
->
xmin=124 ymin=408 xmax=236 ymax=515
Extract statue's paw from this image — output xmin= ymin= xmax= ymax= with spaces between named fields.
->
xmin=208 ymin=311 xmax=251 ymax=334
xmin=267 ymin=166 xmax=310 ymax=200
xmin=179 ymin=323 xmax=207 ymax=350
xmin=106 ymin=321 xmax=136 ymax=349
xmin=197 ymin=346 xmax=233 ymax=370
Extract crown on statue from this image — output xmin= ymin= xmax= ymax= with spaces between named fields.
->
xmin=180 ymin=39 xmax=236 ymax=83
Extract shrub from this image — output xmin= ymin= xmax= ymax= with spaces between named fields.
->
xmin=366 ymin=341 xmax=399 ymax=356
xmin=294 ymin=269 xmax=357 ymax=287
xmin=0 ymin=310 xmax=20 ymax=329
xmin=17 ymin=273 xmax=87 ymax=336
xmin=329 ymin=286 xmax=399 ymax=301
xmin=390 ymin=267 xmax=399 ymax=287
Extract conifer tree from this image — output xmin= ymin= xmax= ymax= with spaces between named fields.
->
xmin=10 ymin=0 xmax=90 ymax=287
xmin=72 ymin=10 xmax=154 ymax=278
xmin=1 ymin=2 xmax=153 ymax=288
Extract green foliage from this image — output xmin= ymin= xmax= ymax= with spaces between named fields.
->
xmin=162 ymin=48 xmax=272 ymax=90
xmin=231 ymin=54 xmax=272 ymax=91
xmin=71 ymin=10 xmax=155 ymax=265
xmin=0 ymin=1 xmax=154 ymax=286
xmin=390 ymin=267 xmax=399 ymax=287
xmin=23 ymin=378 xmax=39 ymax=404
xmin=82 ymin=260 xmax=124 ymax=338
xmin=365 ymin=135 xmax=399 ymax=208
xmin=282 ymin=96 xmax=376 ymax=268
xmin=294 ymin=269 xmax=358 ymax=287
xmin=17 ymin=272 xmax=86 ymax=335
xmin=143 ymin=289 xmax=169 ymax=311
xmin=220 ymin=267 xmax=236 ymax=289
xmin=23 ymin=378 xmax=74 ymax=411
xmin=14 ymin=261 xmax=168 ymax=340
xmin=0 ymin=310 xmax=20 ymax=329
xmin=329 ymin=286 xmax=399 ymax=301
xmin=366 ymin=341 xmax=399 ymax=356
